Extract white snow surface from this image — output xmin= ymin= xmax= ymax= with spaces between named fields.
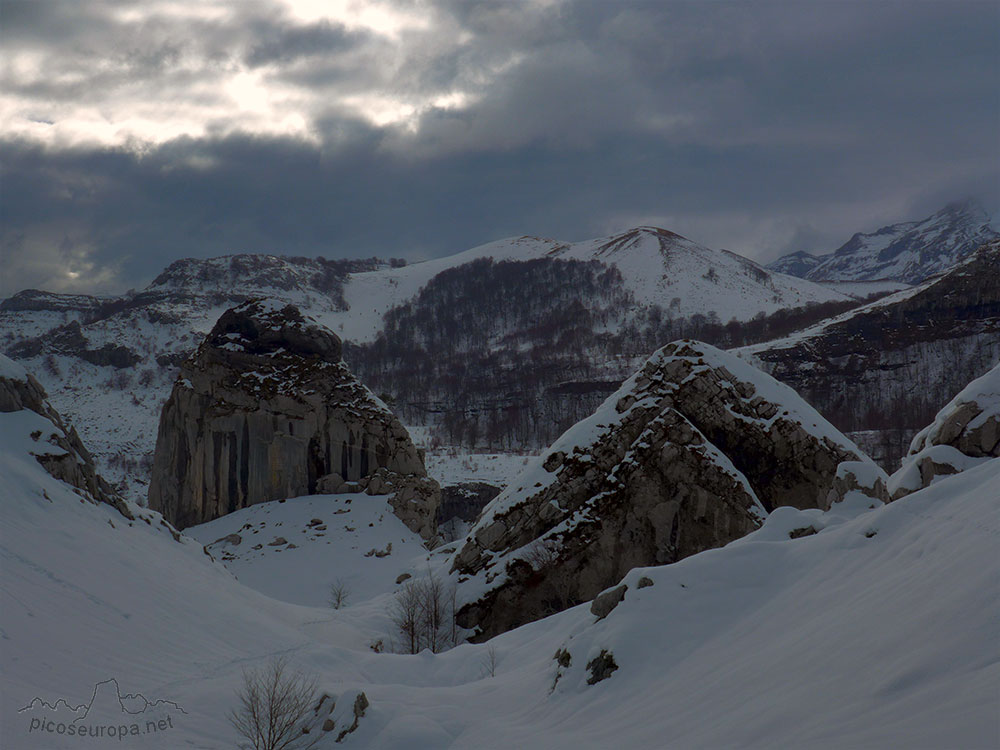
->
xmin=2 ymin=393 xmax=998 ymax=748
xmin=817 ymin=279 xmax=911 ymax=299
xmin=0 ymin=352 xmax=29 ymax=380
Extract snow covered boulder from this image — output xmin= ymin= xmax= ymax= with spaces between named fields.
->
xmin=889 ymin=363 xmax=1000 ymax=498
xmin=452 ymin=340 xmax=882 ymax=640
xmin=0 ymin=353 xmax=132 ymax=519
xmin=147 ymin=299 xmax=437 ymax=534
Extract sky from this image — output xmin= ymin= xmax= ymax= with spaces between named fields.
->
xmin=1 ymin=0 xmax=998 ymax=297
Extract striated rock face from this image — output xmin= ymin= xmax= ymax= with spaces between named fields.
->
xmin=451 ymin=340 xmax=882 ymax=640
xmin=147 ymin=299 xmax=436 ymax=533
xmin=889 ymin=364 xmax=1000 ymax=498
xmin=0 ymin=354 xmax=132 ymax=519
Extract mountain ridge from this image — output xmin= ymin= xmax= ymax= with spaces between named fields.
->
xmin=768 ymin=200 xmax=998 ymax=283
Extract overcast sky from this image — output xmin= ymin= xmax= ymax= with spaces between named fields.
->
xmin=1 ymin=0 xmax=998 ymax=297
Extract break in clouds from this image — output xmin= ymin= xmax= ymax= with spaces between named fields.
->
xmin=1 ymin=0 xmax=998 ymax=296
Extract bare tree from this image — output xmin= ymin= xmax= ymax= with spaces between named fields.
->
xmin=228 ymin=657 xmax=320 ymax=750
xmin=328 ymin=578 xmax=350 ymax=610
xmin=448 ymin=583 xmax=460 ymax=647
xmin=389 ymin=581 xmax=423 ymax=654
xmin=388 ymin=572 xmax=458 ymax=654
xmin=420 ymin=571 xmax=446 ymax=653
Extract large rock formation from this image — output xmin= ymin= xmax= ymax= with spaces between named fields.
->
xmin=452 ymin=340 xmax=884 ymax=640
xmin=147 ymin=299 xmax=437 ymax=533
xmin=889 ymin=363 xmax=1000 ymax=498
xmin=0 ymin=354 xmax=132 ymax=519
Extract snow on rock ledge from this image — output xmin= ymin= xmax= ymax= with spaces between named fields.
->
xmin=451 ymin=340 xmax=884 ymax=640
xmin=147 ymin=299 xmax=438 ymax=535
xmin=889 ymin=363 xmax=1000 ymax=498
xmin=0 ymin=353 xmax=133 ymax=520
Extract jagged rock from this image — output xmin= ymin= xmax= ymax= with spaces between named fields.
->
xmin=386 ymin=474 xmax=442 ymax=545
xmin=147 ymin=299 xmax=437 ymax=535
xmin=637 ymin=576 xmax=654 ymax=589
xmin=7 ymin=319 xmax=141 ymax=369
xmin=452 ymin=340 xmax=882 ymax=640
xmin=889 ymin=363 xmax=1000 ymax=499
xmin=0 ymin=354 xmax=133 ymax=520
xmin=586 ymin=650 xmax=618 ymax=685
xmin=336 ymin=692 xmax=369 ymax=743
xmin=590 ymin=584 xmax=628 ymax=620
xmin=825 ymin=461 xmax=890 ymax=506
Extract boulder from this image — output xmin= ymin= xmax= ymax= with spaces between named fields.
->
xmin=147 ymin=299 xmax=437 ymax=536
xmin=452 ymin=340 xmax=883 ymax=640
xmin=889 ymin=363 xmax=1000 ymax=498
xmin=590 ymin=584 xmax=628 ymax=620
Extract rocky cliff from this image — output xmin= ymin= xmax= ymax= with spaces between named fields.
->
xmin=147 ymin=299 xmax=437 ymax=533
xmin=451 ymin=340 xmax=884 ymax=640
xmin=888 ymin=363 xmax=1000 ymax=498
xmin=743 ymin=240 xmax=1000 ymax=471
xmin=0 ymin=354 xmax=132 ymax=519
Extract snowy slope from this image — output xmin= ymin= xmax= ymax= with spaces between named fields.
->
xmin=768 ymin=200 xmax=999 ymax=283
xmin=331 ymin=227 xmax=847 ymax=344
xmin=767 ymin=249 xmax=823 ymax=277
xmin=552 ymin=226 xmax=847 ymax=320
xmin=3 ymin=386 xmax=998 ymax=748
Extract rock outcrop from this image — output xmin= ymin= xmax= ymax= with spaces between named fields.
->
xmin=0 ymin=354 xmax=132 ymax=519
xmin=889 ymin=363 xmax=1000 ymax=498
xmin=147 ymin=299 xmax=437 ymax=534
xmin=451 ymin=340 xmax=883 ymax=640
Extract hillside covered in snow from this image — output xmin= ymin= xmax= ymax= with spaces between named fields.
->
xmin=2 ymin=351 xmax=997 ymax=747
xmin=768 ymin=200 xmax=998 ymax=283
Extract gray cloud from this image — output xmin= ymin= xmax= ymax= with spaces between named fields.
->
xmin=1 ymin=0 xmax=997 ymax=296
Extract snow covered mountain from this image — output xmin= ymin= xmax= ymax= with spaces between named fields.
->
xmin=0 ymin=229 xmax=850 ymax=500
xmin=2 ymin=349 xmax=997 ymax=747
xmin=768 ymin=200 xmax=999 ymax=283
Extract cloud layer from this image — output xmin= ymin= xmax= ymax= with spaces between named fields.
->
xmin=2 ymin=0 xmax=998 ymax=295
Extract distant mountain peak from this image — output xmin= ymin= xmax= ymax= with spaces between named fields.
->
xmin=767 ymin=200 xmax=998 ymax=283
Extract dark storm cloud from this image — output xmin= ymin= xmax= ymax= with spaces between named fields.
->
xmin=1 ymin=0 xmax=997 ymax=296
xmin=244 ymin=20 xmax=369 ymax=67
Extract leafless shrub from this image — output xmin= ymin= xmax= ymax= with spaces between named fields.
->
xmin=522 ymin=538 xmax=560 ymax=571
xmin=328 ymin=578 xmax=350 ymax=610
xmin=138 ymin=367 xmax=157 ymax=387
xmin=104 ymin=370 xmax=132 ymax=391
xmin=228 ymin=656 xmax=320 ymax=750
xmin=481 ymin=645 xmax=498 ymax=678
